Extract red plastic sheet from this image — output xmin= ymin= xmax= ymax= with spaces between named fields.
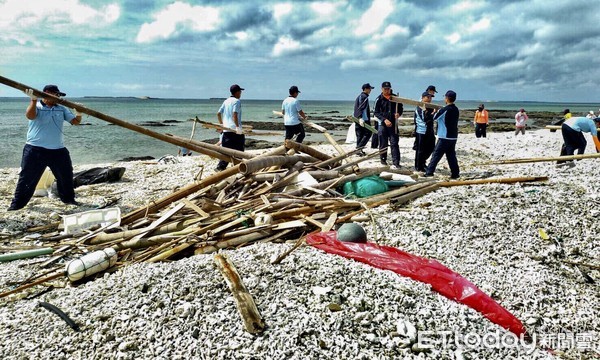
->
xmin=307 ymin=231 xmax=526 ymax=336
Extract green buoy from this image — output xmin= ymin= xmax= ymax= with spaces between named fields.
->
xmin=337 ymin=223 xmax=367 ymax=243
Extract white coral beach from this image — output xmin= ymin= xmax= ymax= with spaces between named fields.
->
xmin=0 ymin=129 xmax=598 ymax=359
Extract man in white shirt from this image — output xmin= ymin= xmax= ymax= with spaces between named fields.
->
xmin=282 ymin=85 xmax=307 ymax=143
xmin=216 ymin=84 xmax=244 ymax=171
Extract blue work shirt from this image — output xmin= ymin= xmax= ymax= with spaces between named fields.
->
xmin=282 ymin=97 xmax=302 ymax=126
xmin=218 ymin=96 xmax=242 ymax=132
xmin=565 ymin=117 xmax=598 ymax=136
xmin=26 ymin=101 xmax=76 ymax=149
xmin=434 ymin=103 xmax=459 ymax=140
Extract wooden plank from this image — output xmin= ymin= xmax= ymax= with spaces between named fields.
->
xmin=321 ymin=213 xmax=338 ymax=232
xmin=346 ymin=116 xmax=377 ymax=134
xmin=182 ymin=199 xmax=210 ymax=218
xmin=390 ymin=95 xmax=442 ymax=109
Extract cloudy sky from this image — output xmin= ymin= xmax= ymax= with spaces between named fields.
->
xmin=1 ymin=0 xmax=599 ymax=101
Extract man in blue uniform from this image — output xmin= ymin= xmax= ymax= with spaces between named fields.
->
xmin=425 ymin=90 xmax=460 ymax=179
xmin=353 ymin=83 xmax=374 ymax=155
xmin=414 ymin=92 xmax=436 ymax=172
xmin=8 ymin=85 xmax=82 ymax=211
xmin=282 ymin=85 xmax=307 ymax=143
xmin=216 ymin=84 xmax=245 ymax=171
xmin=374 ymin=81 xmax=403 ymax=168
xmin=561 ymin=116 xmax=600 ymax=156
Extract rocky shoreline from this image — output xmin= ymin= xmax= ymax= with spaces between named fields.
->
xmin=0 ymin=129 xmax=598 ymax=359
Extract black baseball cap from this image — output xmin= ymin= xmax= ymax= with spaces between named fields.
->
xmin=421 ymin=91 xmax=433 ymax=98
xmin=426 ymin=85 xmax=437 ymax=93
xmin=289 ymin=85 xmax=300 ymax=94
xmin=43 ymin=85 xmax=66 ymax=96
xmin=362 ymin=83 xmax=375 ymax=90
xmin=381 ymin=81 xmax=391 ymax=88
xmin=444 ymin=90 xmax=457 ymax=101
xmin=230 ymin=84 xmax=244 ymax=94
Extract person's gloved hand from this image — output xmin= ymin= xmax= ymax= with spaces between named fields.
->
xmin=359 ymin=119 xmax=365 ymax=127
xmin=235 ymin=126 xmax=243 ymax=135
xmin=24 ymin=89 xmax=37 ymax=101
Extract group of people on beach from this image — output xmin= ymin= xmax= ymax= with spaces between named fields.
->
xmin=6 ymin=82 xmax=600 ymax=211
xmin=352 ymin=82 xmax=460 ymax=179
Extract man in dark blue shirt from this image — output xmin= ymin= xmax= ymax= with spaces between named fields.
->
xmin=425 ymin=90 xmax=460 ymax=179
xmin=374 ymin=81 xmax=403 ymax=168
xmin=353 ymin=83 xmax=374 ymax=155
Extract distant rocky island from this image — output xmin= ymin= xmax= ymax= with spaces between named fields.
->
xmin=83 ymin=96 xmax=161 ymax=100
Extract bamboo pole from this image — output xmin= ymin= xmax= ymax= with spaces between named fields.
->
xmin=438 ymin=176 xmax=549 ymax=187
xmin=213 ymin=254 xmax=266 ymax=334
xmin=166 ymin=133 xmax=252 ymax=160
xmin=546 ymin=125 xmax=599 ymax=131
xmin=479 ymin=154 xmax=600 ymax=165
xmin=388 ymin=184 xmax=440 ymax=207
xmin=0 ymin=76 xmax=236 ymax=163
xmin=0 ymin=271 xmax=64 ymax=299
xmin=239 ymin=155 xmax=315 ymax=175
xmin=284 ymin=139 xmax=332 ymax=161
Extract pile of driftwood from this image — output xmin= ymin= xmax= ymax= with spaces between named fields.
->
xmin=1 ymin=137 xmax=548 ymax=300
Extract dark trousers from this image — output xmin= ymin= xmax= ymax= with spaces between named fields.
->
xmin=378 ymin=123 xmax=400 ymax=165
xmin=414 ymin=131 xmax=435 ymax=171
xmin=370 ymin=122 xmax=379 ymax=148
xmin=355 ymin=121 xmax=371 ymax=148
xmin=561 ymin=124 xmax=586 ymax=156
xmin=216 ymin=132 xmax=245 ymax=170
xmin=475 ymin=123 xmax=487 ymax=138
xmin=426 ymin=138 xmax=459 ymax=178
xmin=10 ymin=144 xmax=75 ymax=210
xmin=285 ymin=124 xmax=305 ymax=143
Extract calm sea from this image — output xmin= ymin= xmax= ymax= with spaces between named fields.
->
xmin=1 ymin=97 xmax=598 ymax=168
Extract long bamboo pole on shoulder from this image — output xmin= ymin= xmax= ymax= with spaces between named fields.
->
xmin=0 ymin=75 xmax=237 ymax=163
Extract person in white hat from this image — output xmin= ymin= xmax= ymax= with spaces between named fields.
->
xmin=586 ymin=110 xmax=595 ymax=119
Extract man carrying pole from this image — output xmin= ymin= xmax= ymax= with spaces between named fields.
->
xmin=414 ymin=92 xmax=436 ymax=172
xmin=425 ymin=90 xmax=460 ymax=179
xmin=282 ymin=85 xmax=307 ymax=143
xmin=8 ymin=85 xmax=82 ymax=211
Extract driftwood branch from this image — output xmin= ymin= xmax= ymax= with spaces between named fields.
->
xmin=214 ymin=254 xmax=266 ymax=334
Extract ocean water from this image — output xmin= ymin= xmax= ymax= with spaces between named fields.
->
xmin=1 ymin=97 xmax=598 ymax=168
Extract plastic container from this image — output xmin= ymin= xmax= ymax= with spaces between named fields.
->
xmin=62 ymin=207 xmax=121 ymax=234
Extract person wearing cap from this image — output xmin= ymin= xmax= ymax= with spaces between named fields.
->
xmin=282 ymin=85 xmax=307 ymax=143
xmin=473 ymin=103 xmax=489 ymax=138
xmin=353 ymin=83 xmax=374 ymax=154
xmin=413 ymin=86 xmax=437 ymax=151
xmin=425 ymin=90 xmax=460 ymax=179
xmin=514 ymin=108 xmax=528 ymax=136
xmin=374 ymin=81 xmax=403 ymax=168
xmin=215 ymin=84 xmax=245 ymax=171
xmin=426 ymin=85 xmax=437 ymax=97
xmin=586 ymin=111 xmax=596 ymax=119
xmin=8 ymin=85 xmax=82 ymax=211
xmin=413 ymin=92 xmax=436 ymax=171
xmin=559 ymin=116 xmax=600 ymax=161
